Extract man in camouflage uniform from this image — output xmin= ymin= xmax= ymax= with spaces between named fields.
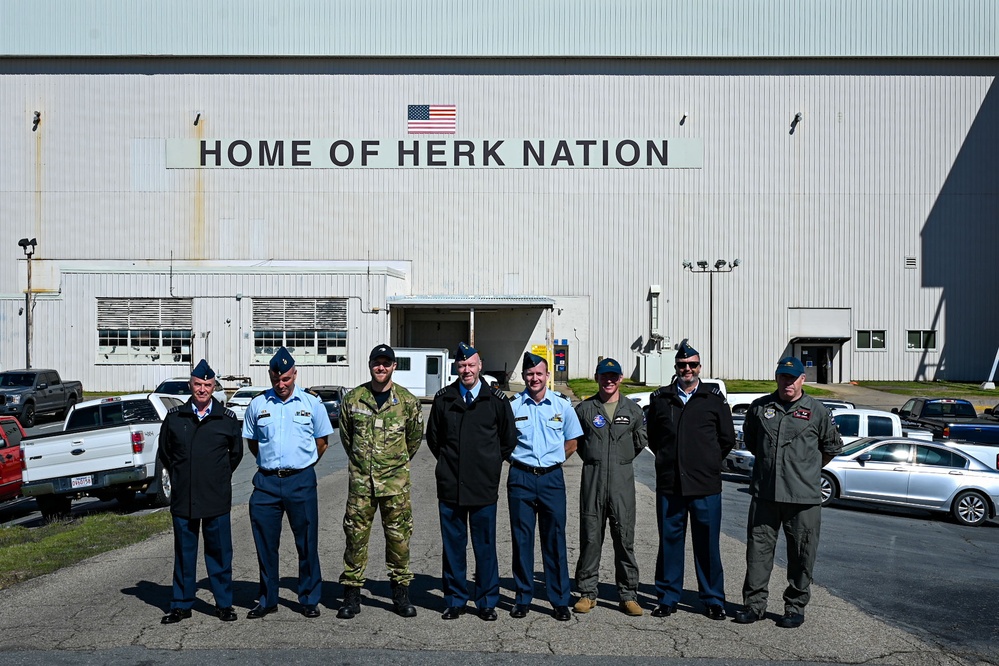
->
xmin=336 ymin=344 xmax=424 ymax=619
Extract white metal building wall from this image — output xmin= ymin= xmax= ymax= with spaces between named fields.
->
xmin=1 ymin=60 xmax=997 ymax=385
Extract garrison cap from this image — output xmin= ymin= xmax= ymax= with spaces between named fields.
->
xmin=595 ymin=358 xmax=623 ymax=375
xmin=369 ymin=344 xmax=396 ymax=363
xmin=522 ymin=352 xmax=546 ymax=371
xmin=190 ymin=359 xmax=216 ymax=380
xmin=455 ymin=342 xmax=478 ymax=361
xmin=775 ymin=356 xmax=806 ymax=377
xmin=269 ymin=346 xmax=296 ymax=373
xmin=675 ymin=339 xmax=700 ymax=359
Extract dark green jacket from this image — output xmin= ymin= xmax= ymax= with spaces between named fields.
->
xmin=744 ymin=392 xmax=843 ymax=504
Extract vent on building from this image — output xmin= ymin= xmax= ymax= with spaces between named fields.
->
xmin=904 ymin=256 xmax=917 ymax=269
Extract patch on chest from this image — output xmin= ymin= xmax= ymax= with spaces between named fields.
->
xmin=550 ymin=414 xmax=562 ymax=422
xmin=763 ymin=407 xmax=776 ymax=419
xmin=613 ymin=415 xmax=631 ymax=425
xmin=592 ymin=414 xmax=607 ymax=428
xmin=295 ymin=410 xmax=312 ymax=418
xmin=793 ymin=408 xmax=812 ymax=421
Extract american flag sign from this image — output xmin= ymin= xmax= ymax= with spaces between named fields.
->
xmin=407 ymin=104 xmax=456 ymax=134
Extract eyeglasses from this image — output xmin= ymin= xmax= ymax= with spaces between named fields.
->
xmin=675 ymin=362 xmax=701 ymax=369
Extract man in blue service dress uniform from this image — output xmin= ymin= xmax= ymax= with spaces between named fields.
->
xmin=159 ymin=359 xmax=243 ymax=624
xmin=646 ymin=341 xmax=735 ymax=620
xmin=508 ymin=352 xmax=583 ymax=621
xmin=426 ymin=342 xmax=518 ymax=621
xmin=243 ymin=347 xmax=334 ymax=619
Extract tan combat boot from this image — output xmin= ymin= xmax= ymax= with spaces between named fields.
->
xmin=573 ymin=597 xmax=597 ymax=613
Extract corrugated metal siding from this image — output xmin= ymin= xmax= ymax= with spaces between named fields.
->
xmin=2 ymin=0 xmax=999 ymax=58
xmin=1 ymin=61 xmax=997 ymax=385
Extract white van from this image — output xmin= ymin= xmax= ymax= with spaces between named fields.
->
xmin=392 ymin=347 xmax=500 ymax=399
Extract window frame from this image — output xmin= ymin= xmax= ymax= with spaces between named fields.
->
xmin=856 ymin=329 xmax=886 ymax=351
xmin=906 ymin=329 xmax=937 ymax=351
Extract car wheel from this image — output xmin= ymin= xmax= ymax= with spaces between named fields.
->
xmin=61 ymin=394 xmax=78 ymax=418
xmin=152 ymin=461 xmax=172 ymax=508
xmin=819 ymin=472 xmax=837 ymax=506
xmin=36 ymin=495 xmax=72 ymax=522
xmin=951 ymin=490 xmax=989 ymax=527
xmin=20 ymin=402 xmax=36 ymax=428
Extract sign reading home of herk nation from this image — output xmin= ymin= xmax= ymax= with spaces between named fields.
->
xmin=165 ymin=138 xmax=703 ymax=169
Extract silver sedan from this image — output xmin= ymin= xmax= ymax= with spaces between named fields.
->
xmin=820 ymin=437 xmax=999 ymax=527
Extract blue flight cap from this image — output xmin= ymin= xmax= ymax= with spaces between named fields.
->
xmin=269 ymin=346 xmax=296 ymax=373
xmin=522 ymin=352 xmax=546 ymax=371
xmin=190 ymin=358 xmax=215 ymax=380
xmin=595 ymin=358 xmax=623 ymax=375
xmin=675 ymin=339 xmax=700 ymax=359
xmin=455 ymin=342 xmax=478 ymax=361
xmin=775 ymin=356 xmax=806 ymax=377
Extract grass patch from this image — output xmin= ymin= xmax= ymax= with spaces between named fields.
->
xmin=566 ymin=379 xmax=653 ymax=400
xmin=853 ymin=381 xmax=999 ymax=400
xmin=0 ymin=509 xmax=171 ymax=590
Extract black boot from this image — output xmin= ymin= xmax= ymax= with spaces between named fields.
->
xmin=391 ymin=583 xmax=417 ymax=618
xmin=337 ymin=586 xmax=361 ymax=619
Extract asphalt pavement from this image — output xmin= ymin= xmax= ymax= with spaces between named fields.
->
xmin=0 ymin=401 xmax=980 ymax=666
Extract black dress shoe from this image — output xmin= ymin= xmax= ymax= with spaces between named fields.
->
xmin=301 ymin=604 xmax=321 ymax=618
xmin=651 ymin=604 xmax=677 ymax=618
xmin=734 ymin=608 xmax=764 ymax=624
xmin=776 ymin=610 xmax=805 ymax=628
xmin=441 ymin=606 xmax=466 ymax=620
xmin=246 ymin=604 xmax=278 ymax=619
xmin=478 ymin=607 xmax=498 ymax=621
xmin=161 ymin=609 xmax=192 ymax=625
xmin=705 ymin=604 xmax=726 ymax=621
xmin=215 ymin=606 xmax=238 ymax=622
xmin=510 ymin=604 xmax=529 ymax=619
xmin=553 ymin=606 xmax=571 ymax=621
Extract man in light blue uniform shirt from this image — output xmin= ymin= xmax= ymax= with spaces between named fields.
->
xmin=243 ymin=346 xmax=333 ymax=620
xmin=508 ymin=352 xmax=583 ymax=621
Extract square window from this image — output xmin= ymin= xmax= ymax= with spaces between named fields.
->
xmin=857 ymin=330 xmax=885 ymax=350
xmin=906 ymin=330 xmax=936 ymax=351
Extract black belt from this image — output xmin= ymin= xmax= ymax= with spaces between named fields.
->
xmin=259 ymin=465 xmax=312 ymax=478
xmin=510 ymin=460 xmax=562 ymax=476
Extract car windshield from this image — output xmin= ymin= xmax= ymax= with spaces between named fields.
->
xmin=840 ymin=438 xmax=879 ymax=457
xmin=316 ymin=390 xmax=341 ymax=401
xmin=155 ymin=380 xmax=190 ymax=395
xmin=233 ymin=389 xmax=264 ymax=399
xmin=922 ymin=401 xmax=978 ymax=418
xmin=0 ymin=373 xmax=34 ymax=388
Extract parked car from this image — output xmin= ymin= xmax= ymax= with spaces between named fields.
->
xmin=310 ymin=385 xmax=345 ymax=427
xmin=0 ymin=369 xmax=83 ymax=428
xmin=723 ymin=414 xmax=754 ymax=475
xmin=819 ymin=437 xmax=999 ymax=527
xmin=154 ymin=376 xmax=227 ymax=406
xmin=820 ymin=399 xmax=856 ymax=412
xmin=226 ymin=386 xmax=269 ymax=420
xmin=0 ymin=416 xmax=27 ymax=503
xmin=830 ymin=409 xmax=933 ymax=444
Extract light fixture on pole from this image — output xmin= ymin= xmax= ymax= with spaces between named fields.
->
xmin=18 ymin=237 xmax=37 ymax=369
xmin=681 ymin=258 xmax=742 ymax=376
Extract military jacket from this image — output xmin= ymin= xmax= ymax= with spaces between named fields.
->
xmin=426 ymin=380 xmax=518 ymax=506
xmin=339 ymin=382 xmax=423 ymax=497
xmin=647 ymin=381 xmax=736 ymax=496
xmin=157 ymin=397 xmax=243 ymax=519
xmin=744 ymin=391 xmax=843 ymax=504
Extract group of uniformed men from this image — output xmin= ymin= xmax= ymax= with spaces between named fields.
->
xmin=157 ymin=339 xmax=841 ymax=630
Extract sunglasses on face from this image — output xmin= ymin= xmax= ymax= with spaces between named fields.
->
xmin=675 ymin=362 xmax=701 ymax=369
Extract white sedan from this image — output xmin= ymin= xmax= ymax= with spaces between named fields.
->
xmin=226 ymin=386 xmax=269 ymax=421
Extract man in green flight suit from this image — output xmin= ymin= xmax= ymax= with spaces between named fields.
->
xmin=735 ymin=356 xmax=843 ymax=629
xmin=572 ymin=358 xmax=648 ymax=617
xmin=337 ymin=344 xmax=424 ymax=619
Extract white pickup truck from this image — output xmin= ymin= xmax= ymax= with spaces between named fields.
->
xmin=19 ymin=393 xmax=184 ymax=520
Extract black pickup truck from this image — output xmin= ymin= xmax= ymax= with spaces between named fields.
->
xmin=892 ymin=397 xmax=999 ymax=444
xmin=0 ymin=369 xmax=83 ymax=428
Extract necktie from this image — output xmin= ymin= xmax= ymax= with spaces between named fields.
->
xmin=465 ymin=391 xmax=474 ymax=407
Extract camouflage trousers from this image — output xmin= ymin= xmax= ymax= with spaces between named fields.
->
xmin=339 ymin=490 xmax=414 ymax=587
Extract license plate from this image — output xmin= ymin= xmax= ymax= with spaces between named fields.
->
xmin=71 ymin=475 xmax=93 ymax=489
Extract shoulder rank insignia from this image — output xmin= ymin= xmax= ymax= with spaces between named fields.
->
xmin=435 ymin=387 xmax=449 ymax=397
xmin=167 ymin=405 xmax=182 ymax=414
xmin=491 ymin=387 xmax=507 ymax=399
xmin=224 ymin=408 xmax=238 ymax=419
xmin=651 ymin=386 xmax=668 ymax=398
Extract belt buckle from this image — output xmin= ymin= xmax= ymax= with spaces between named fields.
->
xmin=531 ymin=466 xmax=542 ymax=475
xmin=277 ymin=469 xmax=292 ymax=478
